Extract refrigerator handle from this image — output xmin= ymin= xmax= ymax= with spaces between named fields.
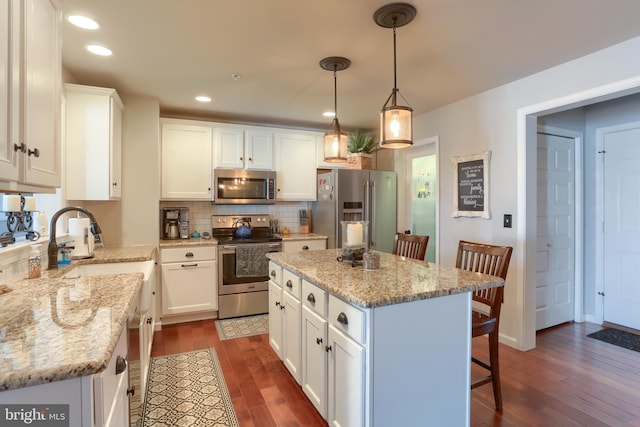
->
xmin=370 ymin=179 xmax=375 ymax=248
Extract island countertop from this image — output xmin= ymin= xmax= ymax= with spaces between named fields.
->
xmin=267 ymin=249 xmax=504 ymax=309
xmin=0 ymin=245 xmax=156 ymax=392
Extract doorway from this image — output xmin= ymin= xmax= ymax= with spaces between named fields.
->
xmin=405 ymin=141 xmax=438 ymax=263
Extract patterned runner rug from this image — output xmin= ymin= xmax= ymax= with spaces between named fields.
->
xmin=141 ymin=348 xmax=239 ymax=427
xmin=587 ymin=328 xmax=640 ymax=352
xmin=215 ymin=314 xmax=268 ymax=340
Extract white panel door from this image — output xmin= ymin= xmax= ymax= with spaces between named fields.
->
xmin=536 ymin=133 xmax=575 ymax=330
xmin=603 ymin=124 xmax=640 ymax=330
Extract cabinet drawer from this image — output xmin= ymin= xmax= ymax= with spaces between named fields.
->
xmin=282 ymin=269 xmax=301 ymax=299
xmin=268 ymin=261 xmax=282 ymax=285
xmin=302 ymin=279 xmax=327 ymax=317
xmin=93 ymin=329 xmax=128 ymax=427
xmin=329 ymin=295 xmax=365 ymax=345
xmin=283 ymin=239 xmax=327 ymax=253
xmin=161 ymin=246 xmax=216 ymax=262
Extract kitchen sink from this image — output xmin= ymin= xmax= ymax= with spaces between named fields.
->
xmin=61 ymin=261 xmax=156 ymax=311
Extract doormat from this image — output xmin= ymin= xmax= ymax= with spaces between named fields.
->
xmin=215 ymin=313 xmax=268 ymax=340
xmin=587 ymin=328 xmax=640 ymax=352
xmin=141 ymin=348 xmax=239 ymax=427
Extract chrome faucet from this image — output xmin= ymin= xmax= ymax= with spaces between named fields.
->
xmin=47 ymin=206 xmax=103 ymax=270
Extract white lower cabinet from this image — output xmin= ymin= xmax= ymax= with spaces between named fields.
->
xmin=268 ymin=262 xmax=302 ymax=383
xmin=272 ymin=267 xmax=367 ymax=425
xmin=160 ymin=246 xmax=217 ymax=316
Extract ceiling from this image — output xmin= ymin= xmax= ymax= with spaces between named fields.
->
xmin=61 ymin=0 xmax=640 ymax=132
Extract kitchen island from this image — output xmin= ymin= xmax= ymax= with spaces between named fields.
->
xmin=0 ymin=245 xmax=155 ymax=426
xmin=267 ymin=249 xmax=505 ymax=427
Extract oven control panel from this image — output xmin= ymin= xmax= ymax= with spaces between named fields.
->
xmin=212 ymin=214 xmax=272 ymax=229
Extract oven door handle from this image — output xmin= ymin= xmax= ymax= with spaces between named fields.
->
xmin=220 ymin=244 xmax=282 ymax=251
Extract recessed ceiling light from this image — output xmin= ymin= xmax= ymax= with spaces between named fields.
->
xmin=231 ymin=73 xmax=241 ymax=81
xmin=195 ymin=96 xmax=212 ymax=103
xmin=86 ymin=45 xmax=112 ymax=56
xmin=323 ymin=111 xmax=335 ymax=117
xmin=67 ymin=15 xmax=99 ymax=30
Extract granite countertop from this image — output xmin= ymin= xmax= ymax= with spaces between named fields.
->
xmin=267 ymin=249 xmax=504 ymax=309
xmin=0 ymin=245 xmax=156 ymax=392
xmin=277 ymin=233 xmax=327 ymax=241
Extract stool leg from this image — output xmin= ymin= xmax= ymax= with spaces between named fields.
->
xmin=488 ymin=330 xmax=503 ymax=411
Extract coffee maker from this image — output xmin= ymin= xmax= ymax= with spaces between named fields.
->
xmin=161 ymin=207 xmax=189 ymax=239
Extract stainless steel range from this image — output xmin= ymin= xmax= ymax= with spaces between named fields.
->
xmin=213 ymin=214 xmax=282 ymax=319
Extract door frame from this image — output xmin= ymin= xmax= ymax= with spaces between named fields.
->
xmin=594 ymin=120 xmax=640 ymax=324
xmin=537 ymin=125 xmax=585 ymax=326
xmin=518 ymin=76 xmax=640 ymax=350
xmin=395 ymin=136 xmax=439 ymax=261
xmin=404 ymin=140 xmax=439 ymax=263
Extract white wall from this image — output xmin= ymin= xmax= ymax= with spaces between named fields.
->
xmin=120 ymin=95 xmax=161 ymax=246
xmin=401 ymin=35 xmax=640 ymax=350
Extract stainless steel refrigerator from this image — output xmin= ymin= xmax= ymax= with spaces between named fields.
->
xmin=311 ymin=169 xmax=397 ymax=253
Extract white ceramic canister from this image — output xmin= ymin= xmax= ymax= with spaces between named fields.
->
xmin=32 ymin=211 xmax=49 ymax=236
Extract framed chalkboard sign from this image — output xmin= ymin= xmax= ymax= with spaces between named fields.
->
xmin=452 ymin=151 xmax=491 ymax=218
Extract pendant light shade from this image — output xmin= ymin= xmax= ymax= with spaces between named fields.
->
xmin=320 ymin=56 xmax=351 ymax=163
xmin=374 ymin=3 xmax=416 ymax=149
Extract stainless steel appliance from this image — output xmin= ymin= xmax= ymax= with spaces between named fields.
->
xmin=213 ymin=214 xmax=282 ymax=319
xmin=311 ymin=169 xmax=397 ymax=252
xmin=213 ymin=169 xmax=277 ymax=204
xmin=161 ymin=207 xmax=189 ymax=239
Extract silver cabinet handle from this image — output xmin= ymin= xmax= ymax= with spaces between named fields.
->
xmin=307 ymin=293 xmax=316 ymax=304
xmin=286 ymin=279 xmax=293 ymax=289
xmin=115 ymin=355 xmax=127 ymax=375
xmin=337 ymin=312 xmax=348 ymax=325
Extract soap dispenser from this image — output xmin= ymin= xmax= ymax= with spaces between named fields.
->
xmin=28 ymin=244 xmax=41 ymax=279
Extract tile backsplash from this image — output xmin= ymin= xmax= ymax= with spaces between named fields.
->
xmin=159 ymin=201 xmax=312 ymax=234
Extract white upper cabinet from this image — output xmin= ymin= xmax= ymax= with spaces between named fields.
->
xmin=0 ymin=0 xmax=62 ymax=192
xmin=65 ymin=84 xmax=123 ymax=200
xmin=160 ymin=119 xmax=213 ymax=200
xmin=214 ymin=124 xmax=273 ymax=170
xmin=274 ymin=131 xmax=319 ymax=201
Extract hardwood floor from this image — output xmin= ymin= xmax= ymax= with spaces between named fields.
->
xmin=150 ymin=320 xmax=640 ymax=426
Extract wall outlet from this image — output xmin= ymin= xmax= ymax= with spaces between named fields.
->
xmin=503 ymin=214 xmax=512 ymax=228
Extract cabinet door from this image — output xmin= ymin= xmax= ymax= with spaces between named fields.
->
xmin=22 ymin=0 xmax=61 ymax=187
xmin=328 ymin=325 xmax=365 ymax=427
xmin=65 ymin=85 xmax=123 ymax=200
xmin=161 ymin=260 xmax=216 ymax=315
xmin=0 ymin=1 xmax=18 ymax=182
xmin=268 ymin=280 xmax=283 ymax=357
xmin=283 ymin=290 xmax=301 ymax=383
xmin=161 ymin=123 xmax=213 ymax=199
xmin=214 ymin=126 xmax=244 ymax=169
xmin=109 ymin=96 xmax=122 ymax=198
xmin=274 ymin=132 xmax=318 ymax=201
xmin=302 ymin=306 xmax=328 ymax=418
xmin=245 ymin=128 xmax=273 ymax=170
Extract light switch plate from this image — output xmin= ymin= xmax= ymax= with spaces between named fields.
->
xmin=503 ymin=214 xmax=512 ymax=228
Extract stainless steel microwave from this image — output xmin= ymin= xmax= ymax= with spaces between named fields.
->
xmin=213 ymin=169 xmax=277 ymax=204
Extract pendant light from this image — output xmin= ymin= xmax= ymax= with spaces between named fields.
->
xmin=320 ymin=56 xmax=351 ymax=162
xmin=374 ymin=3 xmax=417 ymax=149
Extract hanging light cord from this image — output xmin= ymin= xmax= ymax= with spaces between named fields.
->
xmin=333 ymin=65 xmax=342 ymax=131
xmin=392 ymin=17 xmax=398 ymax=91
